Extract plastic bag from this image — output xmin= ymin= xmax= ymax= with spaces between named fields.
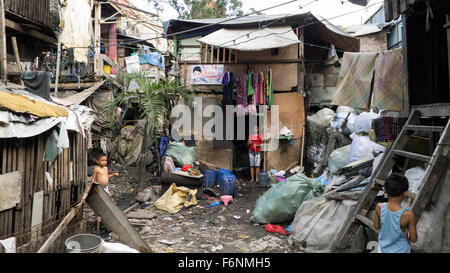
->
xmin=330 ymin=106 xmax=357 ymax=134
xmin=265 ymin=224 xmax=289 ymax=236
xmin=353 ymin=111 xmax=379 ymax=133
xmin=349 ymin=134 xmax=385 ymax=163
xmin=155 ymin=183 xmax=198 ymax=213
xmin=164 ymin=142 xmax=198 ymax=167
xmin=288 ymin=196 xmax=358 ymax=253
xmin=328 ymin=144 xmax=352 ymax=175
xmin=249 ymin=173 xmax=325 ymax=224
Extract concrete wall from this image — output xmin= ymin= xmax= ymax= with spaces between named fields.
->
xmin=306 ymin=63 xmax=340 ymax=105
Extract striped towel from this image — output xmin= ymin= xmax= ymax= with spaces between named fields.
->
xmin=332 ymin=52 xmax=378 ymax=110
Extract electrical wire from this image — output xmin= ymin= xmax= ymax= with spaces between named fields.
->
xmin=178 ymin=0 xmax=383 ymax=59
xmin=67 ymin=0 xmax=303 ymax=49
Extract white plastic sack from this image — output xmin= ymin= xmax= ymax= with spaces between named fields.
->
xmin=307 ymin=108 xmax=335 ymax=128
xmin=353 ymin=111 xmax=379 ymax=133
xmin=405 ymin=167 xmax=425 ymax=194
xmin=401 ymin=167 xmax=425 ymax=208
xmin=330 ymin=106 xmax=357 ymax=133
xmin=102 ymin=242 xmax=139 ymax=253
xmin=372 ymin=152 xmax=384 ymax=175
xmin=288 ymin=196 xmax=358 ymax=252
xmin=349 ymin=134 xmax=385 ymax=163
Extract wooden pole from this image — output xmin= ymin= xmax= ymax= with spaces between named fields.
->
xmin=0 ymin=0 xmax=7 ymax=83
xmin=94 ymin=2 xmax=102 ymax=77
xmin=11 ymin=37 xmax=23 ymax=85
xmin=300 ymin=125 xmax=305 ymax=172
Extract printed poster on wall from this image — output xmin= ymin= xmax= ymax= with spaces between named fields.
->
xmin=191 ymin=65 xmax=224 ymax=85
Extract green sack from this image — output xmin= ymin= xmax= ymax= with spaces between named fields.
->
xmin=327 ymin=144 xmax=352 ymax=175
xmin=164 ymin=143 xmax=198 ymax=167
xmin=249 ymin=173 xmax=325 ymax=224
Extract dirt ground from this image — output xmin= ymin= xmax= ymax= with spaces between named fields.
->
xmin=91 ymin=164 xmax=298 ymax=253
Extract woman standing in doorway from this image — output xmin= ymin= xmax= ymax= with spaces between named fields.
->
xmin=248 ymin=125 xmax=262 ymax=183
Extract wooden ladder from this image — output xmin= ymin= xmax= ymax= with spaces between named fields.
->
xmin=335 ymin=109 xmax=450 ymax=252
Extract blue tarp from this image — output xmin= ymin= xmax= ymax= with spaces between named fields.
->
xmin=139 ymin=52 xmax=165 ymax=70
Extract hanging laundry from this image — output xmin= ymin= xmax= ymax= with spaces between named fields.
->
xmin=235 ymin=74 xmax=248 ymax=116
xmin=268 ymin=69 xmax=274 ymax=109
xmin=222 ymin=71 xmax=235 ymax=115
xmin=247 ymin=72 xmax=254 ymax=96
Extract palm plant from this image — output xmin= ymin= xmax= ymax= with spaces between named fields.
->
xmin=104 ymin=72 xmax=192 ymax=143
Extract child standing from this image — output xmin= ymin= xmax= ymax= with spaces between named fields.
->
xmin=373 ymin=173 xmax=418 ymax=253
xmin=91 ymin=153 xmax=119 ymax=239
xmin=248 ymin=125 xmax=262 ymax=183
xmin=91 ymin=153 xmax=119 ymax=195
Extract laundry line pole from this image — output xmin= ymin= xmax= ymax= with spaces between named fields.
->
xmin=54 ymin=30 xmax=62 ymax=97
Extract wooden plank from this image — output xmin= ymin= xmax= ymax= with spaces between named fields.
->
xmin=210 ymin=45 xmax=214 ymax=63
xmin=405 ymin=125 xmax=445 ymax=132
xmin=86 ymin=184 xmax=152 ymax=253
xmin=446 ymin=15 xmax=450 ymax=97
xmin=228 ymin=49 xmax=232 ymax=63
xmin=355 ymin=214 xmax=379 ymax=235
xmin=401 ymin=14 xmax=410 ymax=114
xmin=411 ymin=119 xmax=450 ymax=220
xmin=392 ymin=0 xmax=399 ymax=21
xmin=31 ymin=191 xmax=43 ymax=240
xmin=204 ymin=44 xmax=208 ymax=63
xmin=222 ymin=47 xmax=225 ymax=63
xmin=392 ymin=150 xmax=432 ymax=162
xmin=37 ymin=182 xmax=92 ymax=253
xmin=384 ymin=0 xmax=393 ymax=22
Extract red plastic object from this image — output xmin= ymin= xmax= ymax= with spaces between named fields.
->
xmin=265 ymin=224 xmax=289 ymax=236
xmin=181 ymin=164 xmax=193 ymax=171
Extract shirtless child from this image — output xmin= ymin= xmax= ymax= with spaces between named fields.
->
xmin=91 ymin=153 xmax=119 ymax=194
xmin=91 ymin=153 xmax=119 ymax=238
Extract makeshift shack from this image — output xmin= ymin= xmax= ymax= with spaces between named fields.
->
xmin=0 ymin=87 xmax=93 ymax=253
xmin=165 ymin=12 xmax=359 ymax=172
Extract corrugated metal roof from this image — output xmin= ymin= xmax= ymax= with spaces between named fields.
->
xmin=166 ymin=12 xmax=360 ymax=52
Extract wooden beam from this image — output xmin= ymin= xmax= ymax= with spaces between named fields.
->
xmin=10 ymin=36 xmax=23 ymax=84
xmin=37 ymin=182 xmax=92 ymax=253
xmin=204 ymin=44 xmax=208 ymax=63
xmin=401 ymin=14 xmax=410 ymax=115
xmin=0 ymin=0 xmax=6 ymax=83
xmin=5 ymin=19 xmax=56 ymax=45
xmin=86 ymin=184 xmax=152 ymax=253
xmin=446 ymin=15 xmax=450 ymax=98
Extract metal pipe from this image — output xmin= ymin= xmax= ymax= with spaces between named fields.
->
xmin=54 ymin=30 xmax=62 ymax=97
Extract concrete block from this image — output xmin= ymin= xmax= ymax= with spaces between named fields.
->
xmin=307 ymin=73 xmax=324 ymax=87
xmin=324 ymin=73 xmax=339 ymax=87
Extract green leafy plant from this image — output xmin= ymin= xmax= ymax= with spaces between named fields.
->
xmin=104 ymin=72 xmax=192 ymax=143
